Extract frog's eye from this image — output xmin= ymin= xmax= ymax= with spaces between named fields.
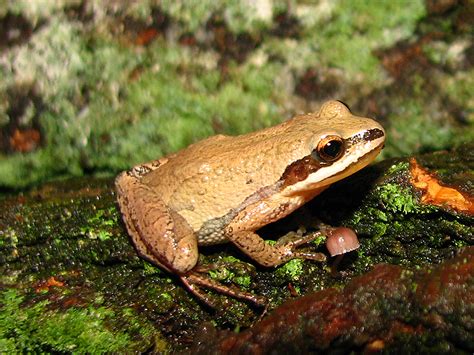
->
xmin=312 ymin=135 xmax=344 ymax=162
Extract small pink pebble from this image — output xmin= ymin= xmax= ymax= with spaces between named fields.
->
xmin=326 ymin=227 xmax=360 ymax=257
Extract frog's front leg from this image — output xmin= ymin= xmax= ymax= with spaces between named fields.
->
xmin=228 ymin=230 xmax=325 ymax=267
xmin=115 ymin=163 xmax=199 ymax=273
xmin=225 ymin=200 xmax=326 ymax=267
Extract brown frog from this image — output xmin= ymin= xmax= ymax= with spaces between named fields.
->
xmin=115 ymin=101 xmax=385 ymax=304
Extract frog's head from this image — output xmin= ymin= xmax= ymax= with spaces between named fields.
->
xmin=281 ymin=100 xmax=385 ymax=195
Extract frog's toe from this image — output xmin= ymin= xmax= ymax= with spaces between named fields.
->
xmin=180 ymin=271 xmax=267 ymax=307
xmin=292 ymin=251 xmax=326 ymax=262
xmin=272 ymin=231 xmax=327 ymax=264
xmin=180 ymin=275 xmax=219 ymax=308
xmin=276 ymin=230 xmax=324 ymax=248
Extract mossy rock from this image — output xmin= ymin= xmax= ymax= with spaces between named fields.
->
xmin=1 ymin=145 xmax=472 ymax=352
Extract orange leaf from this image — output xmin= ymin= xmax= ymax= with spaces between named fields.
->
xmin=410 ymin=158 xmax=473 ymax=215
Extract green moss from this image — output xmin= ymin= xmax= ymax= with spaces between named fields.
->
xmin=83 ymin=41 xmax=283 ymax=172
xmin=161 ymin=0 xmax=220 ymax=32
xmin=0 ymin=21 xmax=143 ymax=188
xmin=208 ymin=258 xmax=253 ymax=288
xmin=381 ymin=98 xmax=460 ymax=158
xmin=233 ymin=275 xmax=252 ymax=288
xmin=275 ymin=259 xmax=304 ymax=281
xmin=6 ymin=0 xmax=74 ymax=21
xmin=312 ymin=234 xmax=327 ymax=247
xmin=386 ymin=161 xmax=410 ymax=175
xmin=143 ymin=261 xmax=163 ymax=276
xmin=161 ymin=0 xmax=272 ymax=34
xmin=443 ymin=68 xmax=474 ymax=124
xmin=308 ymin=0 xmax=425 ymax=84
xmin=330 ymin=0 xmax=425 ymax=42
xmin=1 ymin=227 xmax=18 ymax=248
xmin=0 ymin=289 xmax=147 ymax=353
xmin=79 ymin=208 xmax=117 ymax=241
xmin=2 ymin=18 xmax=86 ymax=101
xmin=376 ymin=183 xmax=420 ymax=214
xmin=209 ymin=266 xmax=234 ymax=281
xmin=222 ymin=1 xmax=273 ymax=33
xmin=354 ymin=247 xmax=374 ymax=270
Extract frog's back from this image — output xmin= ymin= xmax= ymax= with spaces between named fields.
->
xmin=140 ymin=117 xmax=314 ymax=231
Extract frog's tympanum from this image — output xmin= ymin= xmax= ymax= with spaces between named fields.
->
xmin=116 ymin=101 xmax=385 ymax=305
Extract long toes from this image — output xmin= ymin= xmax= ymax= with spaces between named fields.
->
xmin=294 ymin=251 xmax=326 ymax=262
xmin=180 ymin=274 xmax=219 ymax=308
xmin=182 ymin=271 xmax=267 ymax=307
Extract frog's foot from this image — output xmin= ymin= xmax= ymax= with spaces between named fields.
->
xmin=180 ymin=270 xmax=267 ymax=307
xmin=228 ymin=229 xmax=326 ymax=267
xmin=275 ymin=231 xmax=327 ymax=262
xmin=275 ymin=230 xmax=325 ymax=248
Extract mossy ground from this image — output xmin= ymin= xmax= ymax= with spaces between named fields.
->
xmin=0 ymin=288 xmax=157 ymax=353
xmin=1 ymin=147 xmax=472 ymax=352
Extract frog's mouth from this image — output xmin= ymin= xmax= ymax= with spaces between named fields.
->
xmin=282 ymin=128 xmax=385 ymax=195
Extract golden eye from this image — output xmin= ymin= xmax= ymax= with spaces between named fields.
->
xmin=313 ymin=135 xmax=344 ymax=162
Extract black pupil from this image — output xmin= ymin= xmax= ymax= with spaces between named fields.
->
xmin=323 ymin=140 xmax=342 ymax=158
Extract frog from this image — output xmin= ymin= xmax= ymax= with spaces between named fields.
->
xmin=115 ymin=100 xmax=385 ymax=305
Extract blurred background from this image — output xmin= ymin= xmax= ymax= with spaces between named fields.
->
xmin=0 ymin=0 xmax=472 ymax=190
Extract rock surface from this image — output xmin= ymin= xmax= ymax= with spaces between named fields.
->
xmin=1 ymin=145 xmax=472 ymax=352
xmin=192 ymin=247 xmax=474 ymax=354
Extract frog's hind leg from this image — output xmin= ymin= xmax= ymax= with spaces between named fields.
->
xmin=115 ymin=168 xmax=199 ymax=274
xmin=180 ymin=271 xmax=267 ymax=307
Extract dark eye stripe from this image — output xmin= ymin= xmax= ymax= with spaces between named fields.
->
xmin=280 ymin=155 xmax=326 ymax=187
xmin=345 ymin=128 xmax=384 ymax=147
